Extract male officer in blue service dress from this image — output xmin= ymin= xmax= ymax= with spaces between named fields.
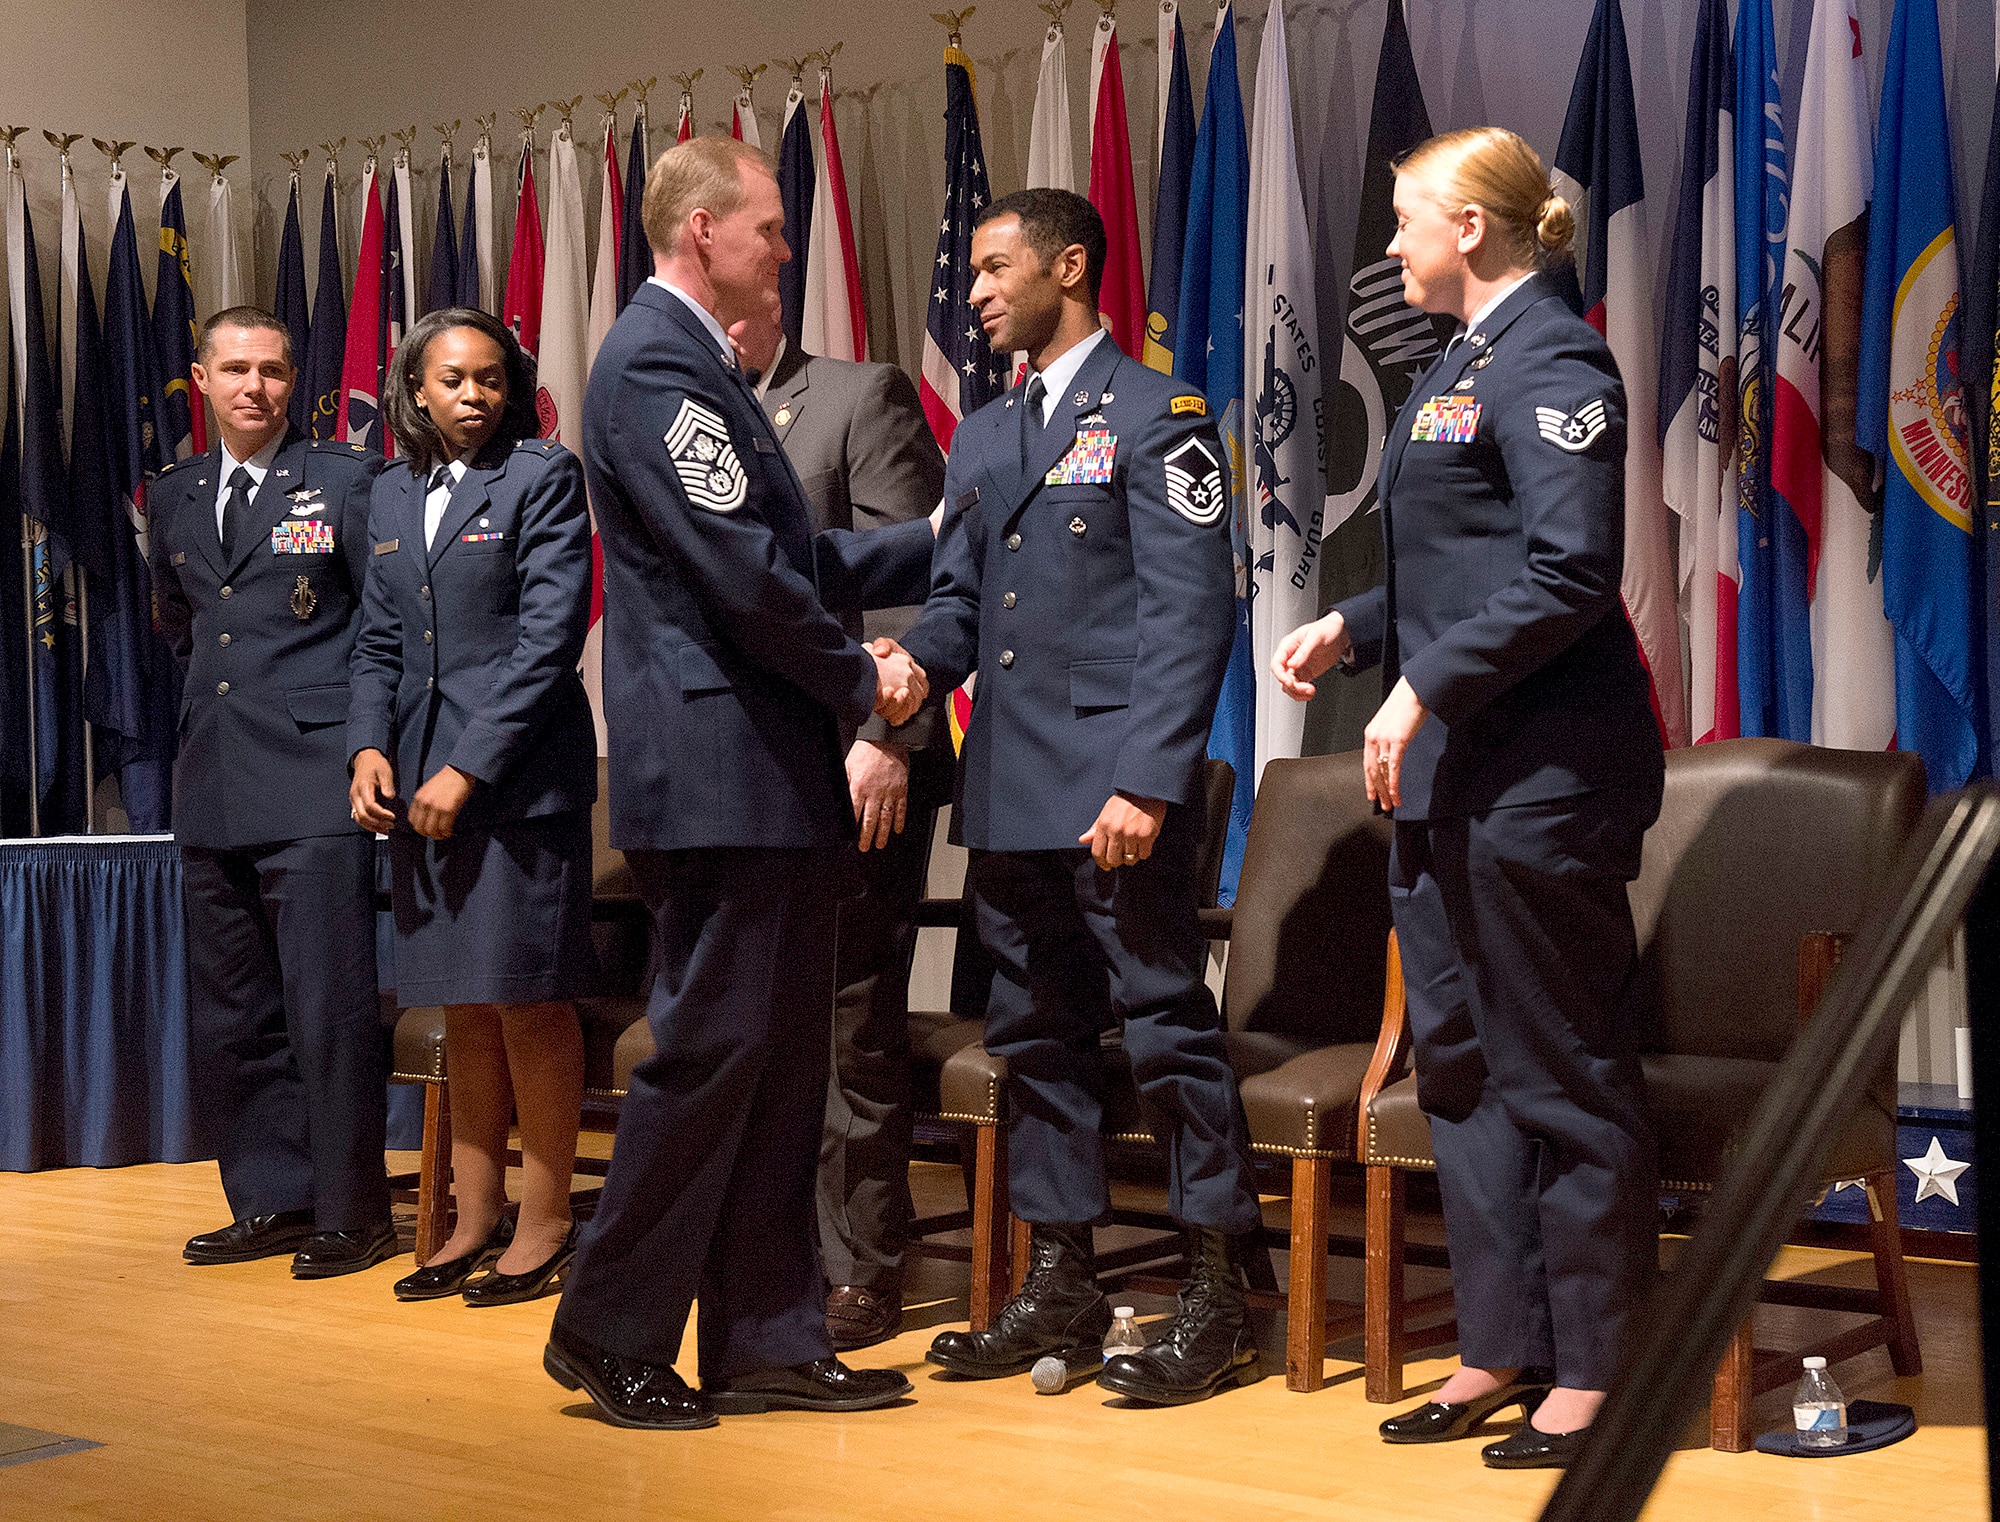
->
xmin=543 ymin=135 xmax=937 ymax=1430
xmin=151 ymin=307 xmax=395 ymax=1278
xmin=737 ymin=295 xmax=952 ymax=1352
xmin=903 ymin=189 xmax=1264 ymax=1406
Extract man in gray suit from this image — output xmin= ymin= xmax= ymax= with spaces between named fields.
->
xmin=739 ymin=300 xmax=949 ymax=1351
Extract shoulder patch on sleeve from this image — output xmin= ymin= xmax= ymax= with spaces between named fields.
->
xmin=1534 ymin=399 xmax=1608 ymax=452
xmin=664 ymin=398 xmax=748 ymax=513
xmin=1164 ymin=437 xmax=1226 ymax=526
xmin=1171 ymin=394 xmax=1208 ymax=417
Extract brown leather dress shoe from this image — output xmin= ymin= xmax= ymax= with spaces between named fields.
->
xmin=825 ymin=1284 xmax=902 ymax=1351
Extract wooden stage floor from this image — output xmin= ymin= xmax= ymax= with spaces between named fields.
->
xmin=1 ymin=1156 xmax=1986 ymax=1520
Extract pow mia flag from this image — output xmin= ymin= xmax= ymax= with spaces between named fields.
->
xmin=665 ymin=398 xmax=749 ymax=512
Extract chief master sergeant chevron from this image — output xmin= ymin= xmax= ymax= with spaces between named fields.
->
xmin=902 ymin=189 xmax=1264 ymax=1407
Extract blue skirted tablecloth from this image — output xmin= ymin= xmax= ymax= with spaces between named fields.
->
xmin=2 ymin=835 xmax=422 ymax=1172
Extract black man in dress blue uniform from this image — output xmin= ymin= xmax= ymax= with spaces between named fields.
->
xmin=1275 ymin=171 xmax=1665 ymax=1466
xmin=904 ymin=190 xmax=1262 ymax=1407
xmin=542 ymin=137 xmax=934 ymax=1430
xmin=149 ymin=307 xmax=395 ymax=1279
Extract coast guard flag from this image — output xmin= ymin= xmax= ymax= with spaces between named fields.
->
xmin=1857 ymin=0 xmax=1980 ymax=790
xmin=1143 ymin=1 xmax=1194 ymax=373
xmin=275 ymin=169 xmax=311 ymax=432
xmin=503 ymin=135 xmax=546 ymax=355
xmin=732 ymin=81 xmax=763 ymax=149
xmin=336 ymin=157 xmax=386 ymax=449
xmin=1327 ymin=0 xmax=1450 ymax=534
xmin=1175 ymin=0 xmax=1251 ymax=902
xmin=1088 ymin=7 xmax=1145 ymax=357
xmin=301 ymin=160 xmax=347 ymax=440
xmin=617 ymin=105 xmax=649 ymax=312
xmin=1244 ymin=0 xmax=1325 ymax=777
xmin=1783 ymin=0 xmax=1892 ymax=751
xmin=587 ymin=107 xmax=625 ymax=360
xmin=1026 ymin=12 xmax=1076 ymax=192
xmin=1972 ymin=66 xmax=2000 ymax=766
xmin=777 ymin=78 xmax=814 ymax=347
xmin=1552 ymin=0 xmax=1689 ymax=747
xmin=918 ymin=43 xmax=1004 ymax=449
xmin=803 ymin=64 xmax=867 ymax=362
xmin=427 ymin=146 xmax=461 ymax=313
xmin=65 ymin=162 xmax=172 ymax=829
xmin=1733 ymin=0 xmax=1811 ymax=741
xmin=152 ymin=168 xmax=201 ymax=458
xmin=195 ymin=164 xmax=242 ymax=322
xmin=1659 ymin=0 xmax=1739 ymax=743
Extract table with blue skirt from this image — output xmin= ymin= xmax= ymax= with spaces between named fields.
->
xmin=0 ymin=835 xmax=423 ymax=1173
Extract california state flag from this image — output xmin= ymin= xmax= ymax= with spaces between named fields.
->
xmin=1782 ymin=0 xmax=1893 ymax=749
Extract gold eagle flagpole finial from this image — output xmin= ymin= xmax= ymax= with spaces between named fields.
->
xmin=144 ymin=145 xmax=185 ymax=183
xmin=516 ymin=103 xmax=545 ymax=144
xmin=390 ymin=125 xmax=418 ymax=165
xmin=0 ymin=125 xmax=27 ymax=171
xmin=727 ymin=63 xmax=767 ymax=92
xmin=778 ymin=54 xmax=815 ymax=84
xmin=93 ymin=138 xmax=138 ymax=173
xmin=193 ymin=151 xmax=239 ymax=181
xmin=435 ymin=121 xmax=461 ymax=162
xmin=280 ymin=148 xmax=310 ymax=182
xmin=932 ymin=8 xmax=976 ymax=45
xmin=43 ymin=131 xmax=82 ymax=171
xmin=628 ymin=76 xmax=657 ymax=114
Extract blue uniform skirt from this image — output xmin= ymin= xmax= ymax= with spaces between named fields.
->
xmin=388 ymin=809 xmax=597 ymax=1007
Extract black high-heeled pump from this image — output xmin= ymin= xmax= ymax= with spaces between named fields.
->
xmin=1377 ymin=1368 xmax=1556 ymax=1444
xmin=392 ymin=1216 xmax=516 ymax=1302
xmin=461 ymin=1220 xmax=579 ymax=1307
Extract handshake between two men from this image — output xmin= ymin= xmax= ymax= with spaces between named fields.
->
xmin=868 ymin=637 xmax=929 ymax=727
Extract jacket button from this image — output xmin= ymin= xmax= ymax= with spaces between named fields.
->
xmin=1069 ymin=517 xmax=1086 ymax=535
xmin=218 ymin=633 xmax=230 ymax=645
xmin=1002 ymin=592 xmax=1017 ymax=609
xmin=219 ymin=585 xmax=232 ymax=598
xmin=423 ymin=629 xmax=433 ymax=643
xmin=999 ymin=650 xmax=1014 ymax=668
xmin=420 ymin=585 xmax=430 ymax=600
xmin=426 ymin=676 xmax=434 ymax=689
xmin=215 ymin=681 xmax=229 ymax=695
xmin=1006 ymin=533 xmax=1022 ymax=551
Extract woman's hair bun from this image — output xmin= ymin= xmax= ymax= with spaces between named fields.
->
xmin=1537 ymin=193 xmax=1575 ymax=253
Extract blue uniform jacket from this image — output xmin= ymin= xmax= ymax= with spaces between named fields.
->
xmin=346 ymin=438 xmax=597 ymax=830
xmin=584 ymin=282 xmax=935 ymax=851
xmin=150 ymin=431 xmax=382 ymax=849
xmin=1336 ymin=273 xmax=1664 ymax=820
xmin=900 ymin=336 xmax=1235 ymax=852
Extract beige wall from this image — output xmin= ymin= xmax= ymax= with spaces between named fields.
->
xmin=0 ymin=0 xmax=251 ymax=308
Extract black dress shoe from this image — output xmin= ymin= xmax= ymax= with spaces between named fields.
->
xmin=1096 ymin=1227 xmax=1261 ymax=1406
xmin=291 ymin=1222 xmax=402 ymax=1279
xmin=1481 ymin=1421 xmax=1589 ymax=1468
xmin=705 ymin=1359 xmax=912 ymax=1414
xmin=462 ymin=1220 xmax=578 ymax=1306
xmin=927 ymin=1222 xmax=1110 ymax=1378
xmin=543 ymin=1321 xmax=717 ymax=1430
xmin=826 ymin=1284 xmax=903 ymax=1351
xmin=184 ymin=1211 xmax=317 ymax=1264
xmin=392 ymin=1217 xmax=516 ymax=1302
xmin=1378 ymin=1368 xmax=1556 ymax=1444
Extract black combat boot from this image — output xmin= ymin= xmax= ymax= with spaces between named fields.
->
xmin=926 ymin=1222 xmax=1110 ymax=1377
xmin=1095 ymin=1227 xmax=1261 ymax=1404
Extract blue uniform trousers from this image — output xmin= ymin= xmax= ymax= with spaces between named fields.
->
xmin=966 ymin=813 xmax=1258 ymax=1233
xmin=181 ymin=833 xmax=389 ymax=1231
xmin=1389 ymin=786 xmax=1660 ymax=1388
xmin=555 ymin=845 xmax=844 ymax=1377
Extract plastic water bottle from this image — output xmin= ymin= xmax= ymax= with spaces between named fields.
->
xmin=1103 ymin=1306 xmax=1145 ymax=1360
xmin=1792 ymin=1356 xmax=1848 ymax=1449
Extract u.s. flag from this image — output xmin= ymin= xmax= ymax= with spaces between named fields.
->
xmin=918 ymin=44 xmax=1007 ymax=450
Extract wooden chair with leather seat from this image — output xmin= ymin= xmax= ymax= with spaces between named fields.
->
xmin=388 ymin=760 xmax=653 ymax=1262
xmin=1356 ymin=737 xmax=1928 ymax=1449
xmin=937 ymin=750 xmax=1401 ymax=1390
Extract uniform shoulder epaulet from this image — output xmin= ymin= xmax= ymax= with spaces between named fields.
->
xmin=155 ymin=453 xmax=197 ymax=477
xmin=307 ymin=438 xmax=372 ymax=457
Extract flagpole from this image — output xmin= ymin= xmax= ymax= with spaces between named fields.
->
xmin=4 ymin=126 xmax=41 ymax=835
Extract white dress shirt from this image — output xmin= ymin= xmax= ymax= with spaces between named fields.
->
xmin=754 ymin=335 xmax=787 ymax=402
xmin=212 ymin=432 xmax=286 ymax=541
xmin=1026 ymin=327 xmax=1110 ymax=427
xmin=424 ymin=457 xmax=470 ymax=552
xmin=648 ymin=275 xmax=737 ymax=365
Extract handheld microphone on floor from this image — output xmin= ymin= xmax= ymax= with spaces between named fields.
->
xmin=1030 ymin=1354 xmax=1101 ymax=1394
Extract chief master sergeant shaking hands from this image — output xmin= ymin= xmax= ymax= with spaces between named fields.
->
xmin=902 ymin=188 xmax=1265 ymax=1408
